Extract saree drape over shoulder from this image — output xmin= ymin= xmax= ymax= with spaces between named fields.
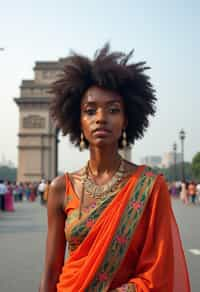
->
xmin=57 ymin=166 xmax=190 ymax=292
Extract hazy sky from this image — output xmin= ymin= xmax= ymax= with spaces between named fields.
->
xmin=0 ymin=0 xmax=199 ymax=171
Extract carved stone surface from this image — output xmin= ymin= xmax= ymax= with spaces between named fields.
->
xmin=23 ymin=115 xmax=45 ymax=129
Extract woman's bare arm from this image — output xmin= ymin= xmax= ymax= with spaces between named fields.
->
xmin=39 ymin=175 xmax=66 ymax=292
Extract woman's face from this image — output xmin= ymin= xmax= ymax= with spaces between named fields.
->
xmin=81 ymin=86 xmax=127 ymax=148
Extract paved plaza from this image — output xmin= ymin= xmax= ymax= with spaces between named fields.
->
xmin=0 ymin=200 xmax=47 ymax=292
xmin=0 ymin=198 xmax=199 ymax=292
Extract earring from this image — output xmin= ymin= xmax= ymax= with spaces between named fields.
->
xmin=80 ymin=132 xmax=86 ymax=151
xmin=122 ymin=130 xmax=127 ymax=148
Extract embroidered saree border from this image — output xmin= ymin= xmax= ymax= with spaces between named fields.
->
xmin=69 ymin=193 xmax=116 ymax=246
xmin=68 ymin=180 xmax=128 ymax=253
xmin=85 ymin=169 xmax=157 ymax=292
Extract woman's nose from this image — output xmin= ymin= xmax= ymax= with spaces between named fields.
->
xmin=96 ymin=108 xmax=107 ymax=124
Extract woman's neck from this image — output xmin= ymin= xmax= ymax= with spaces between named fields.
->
xmin=88 ymin=145 xmax=120 ymax=176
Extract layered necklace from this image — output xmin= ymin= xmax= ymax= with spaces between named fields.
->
xmin=81 ymin=156 xmax=127 ymax=201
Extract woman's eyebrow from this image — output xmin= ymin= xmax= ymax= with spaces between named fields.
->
xmin=82 ymin=101 xmax=97 ymax=107
xmin=106 ymin=100 xmax=121 ymax=105
xmin=82 ymin=100 xmax=121 ymax=106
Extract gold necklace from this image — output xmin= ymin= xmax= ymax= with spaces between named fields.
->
xmin=82 ymin=157 xmax=126 ymax=201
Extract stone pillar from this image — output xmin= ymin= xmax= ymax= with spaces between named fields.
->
xmin=14 ymin=98 xmax=57 ymax=182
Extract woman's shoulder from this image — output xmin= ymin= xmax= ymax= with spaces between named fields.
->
xmin=123 ymin=159 xmax=138 ymax=174
xmin=68 ymin=166 xmax=86 ymax=179
xmin=51 ymin=167 xmax=85 ymax=197
xmin=67 ymin=167 xmax=86 ymax=189
xmin=44 ymin=175 xmax=67 ymax=211
xmin=124 ymin=161 xmax=162 ymax=179
xmin=50 ymin=175 xmax=66 ymax=196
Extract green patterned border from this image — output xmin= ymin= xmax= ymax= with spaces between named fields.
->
xmin=70 ymin=193 xmax=116 ymax=243
xmin=68 ymin=180 xmax=128 ymax=253
xmin=85 ymin=169 xmax=157 ymax=291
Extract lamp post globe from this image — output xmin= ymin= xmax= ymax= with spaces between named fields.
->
xmin=179 ymin=129 xmax=186 ymax=141
xmin=173 ymin=142 xmax=177 ymax=152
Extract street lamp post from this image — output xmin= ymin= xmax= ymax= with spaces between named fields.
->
xmin=179 ymin=129 xmax=186 ymax=181
xmin=173 ymin=142 xmax=177 ymax=181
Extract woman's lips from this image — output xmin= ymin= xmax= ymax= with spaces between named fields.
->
xmin=93 ymin=128 xmax=111 ymax=137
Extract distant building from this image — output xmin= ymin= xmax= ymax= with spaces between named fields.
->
xmin=140 ymin=156 xmax=162 ymax=168
xmin=161 ymin=151 xmax=182 ymax=168
xmin=0 ymin=154 xmax=15 ymax=168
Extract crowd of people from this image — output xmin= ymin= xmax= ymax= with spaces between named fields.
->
xmin=1 ymin=177 xmax=200 ymax=213
xmin=0 ymin=179 xmax=51 ymax=212
xmin=168 ymin=180 xmax=200 ymax=205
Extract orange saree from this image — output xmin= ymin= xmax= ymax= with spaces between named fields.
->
xmin=57 ymin=166 xmax=190 ymax=291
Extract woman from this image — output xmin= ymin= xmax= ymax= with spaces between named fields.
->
xmin=18 ymin=182 xmax=24 ymax=201
xmin=188 ymin=181 xmax=196 ymax=205
xmin=169 ymin=182 xmax=178 ymax=198
xmin=39 ymin=44 xmax=190 ymax=291
xmin=29 ymin=182 xmax=36 ymax=202
xmin=180 ymin=180 xmax=188 ymax=205
xmin=24 ymin=183 xmax=31 ymax=201
xmin=4 ymin=181 xmax=14 ymax=212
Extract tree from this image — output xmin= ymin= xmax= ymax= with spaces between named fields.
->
xmin=152 ymin=162 xmax=193 ymax=182
xmin=192 ymin=152 xmax=200 ymax=181
xmin=0 ymin=166 xmax=17 ymax=182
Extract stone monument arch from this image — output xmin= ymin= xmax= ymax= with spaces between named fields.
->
xmin=15 ymin=59 xmax=132 ymax=183
xmin=14 ymin=60 xmax=65 ymax=182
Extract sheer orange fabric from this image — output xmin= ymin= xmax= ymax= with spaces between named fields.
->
xmin=124 ymin=176 xmax=190 ymax=292
xmin=57 ymin=167 xmax=190 ymax=292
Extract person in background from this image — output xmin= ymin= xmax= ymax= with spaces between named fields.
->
xmin=180 ymin=180 xmax=188 ymax=205
xmin=43 ymin=180 xmax=51 ymax=205
xmin=29 ymin=182 xmax=37 ymax=202
xmin=0 ymin=179 xmax=7 ymax=211
xmin=188 ymin=181 xmax=197 ymax=204
xmin=175 ymin=181 xmax=181 ymax=197
xmin=13 ymin=182 xmax=19 ymax=202
xmin=18 ymin=182 xmax=24 ymax=202
xmin=170 ymin=181 xmax=178 ymax=198
xmin=196 ymin=182 xmax=200 ymax=204
xmin=38 ymin=179 xmax=47 ymax=205
xmin=24 ymin=183 xmax=31 ymax=201
xmin=5 ymin=181 xmax=14 ymax=212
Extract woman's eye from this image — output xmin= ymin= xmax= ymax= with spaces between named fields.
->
xmin=84 ymin=108 xmax=96 ymax=115
xmin=109 ymin=108 xmax=120 ymax=113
